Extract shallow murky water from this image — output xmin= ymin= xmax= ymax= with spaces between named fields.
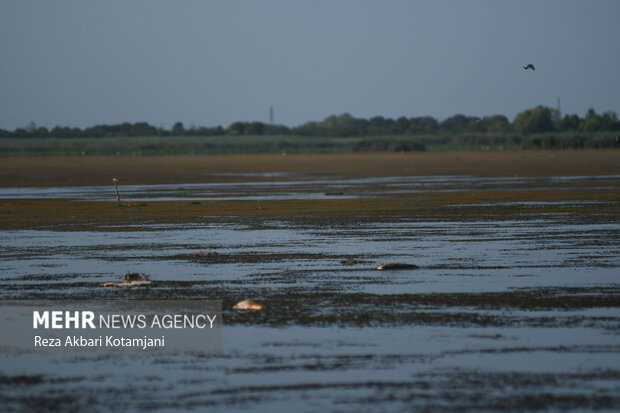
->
xmin=1 ymin=174 xmax=618 ymax=201
xmin=0 ymin=174 xmax=619 ymax=412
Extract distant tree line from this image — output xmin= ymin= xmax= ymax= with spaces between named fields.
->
xmin=1 ymin=106 xmax=619 ymax=139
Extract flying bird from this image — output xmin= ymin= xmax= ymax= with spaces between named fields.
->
xmin=523 ymin=64 xmax=535 ymax=70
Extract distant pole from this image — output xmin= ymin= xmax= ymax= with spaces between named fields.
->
xmin=557 ymin=97 xmax=561 ymax=118
xmin=269 ymin=105 xmax=274 ymax=124
xmin=112 ymin=178 xmax=120 ymax=202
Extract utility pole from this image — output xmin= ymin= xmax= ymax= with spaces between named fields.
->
xmin=269 ymin=105 xmax=274 ymax=124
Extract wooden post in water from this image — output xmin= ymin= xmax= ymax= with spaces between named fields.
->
xmin=112 ymin=178 xmax=120 ymax=202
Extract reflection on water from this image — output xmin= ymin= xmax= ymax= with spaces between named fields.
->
xmin=0 ymin=174 xmax=619 ymax=412
xmin=1 ymin=174 xmax=618 ymax=201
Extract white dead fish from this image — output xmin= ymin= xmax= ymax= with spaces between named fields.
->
xmin=232 ymin=299 xmax=265 ymax=311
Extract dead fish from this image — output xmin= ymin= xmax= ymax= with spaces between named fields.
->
xmin=122 ymin=272 xmax=149 ymax=282
xmin=102 ymin=280 xmax=151 ymax=288
xmin=233 ymin=299 xmax=265 ymax=311
xmin=103 ymin=273 xmax=151 ymax=288
xmin=376 ymin=263 xmax=419 ymax=270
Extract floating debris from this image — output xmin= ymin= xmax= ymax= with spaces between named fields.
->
xmin=232 ymin=299 xmax=265 ymax=311
xmin=376 ymin=263 xmax=419 ymax=270
xmin=340 ymin=258 xmax=373 ymax=266
xmin=102 ymin=272 xmax=151 ymax=288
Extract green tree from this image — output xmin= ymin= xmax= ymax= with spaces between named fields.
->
xmin=479 ymin=115 xmax=510 ymax=133
xmin=368 ymin=116 xmax=394 ymax=132
xmin=25 ymin=121 xmax=37 ymax=133
xmin=581 ymin=108 xmax=602 ymax=132
xmin=172 ymin=122 xmax=185 ymax=135
xmin=391 ymin=116 xmax=410 ymax=134
xmin=228 ymin=122 xmax=246 ymax=135
xmin=440 ymin=114 xmax=469 ymax=133
xmin=513 ymin=106 xmax=554 ymax=134
xmin=245 ymin=122 xmax=265 ymax=135
xmin=35 ymin=126 xmax=50 ymax=137
xmin=130 ymin=122 xmax=157 ymax=136
xmin=558 ymin=114 xmax=581 ymax=131
xmin=409 ymin=116 xmax=439 ymax=134
xmin=293 ymin=121 xmax=318 ymax=136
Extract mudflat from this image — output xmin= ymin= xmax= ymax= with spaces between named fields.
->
xmin=1 ymin=150 xmax=619 ymax=230
xmin=1 ymin=150 xmax=619 ymax=187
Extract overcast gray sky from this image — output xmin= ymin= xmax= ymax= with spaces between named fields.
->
xmin=1 ymin=0 xmax=619 ymax=130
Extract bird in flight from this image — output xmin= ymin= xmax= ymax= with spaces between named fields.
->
xmin=523 ymin=63 xmax=535 ymax=70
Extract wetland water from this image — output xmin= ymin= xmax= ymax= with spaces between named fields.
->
xmin=0 ymin=166 xmax=619 ymax=412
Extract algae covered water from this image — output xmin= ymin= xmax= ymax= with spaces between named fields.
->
xmin=0 ymin=170 xmax=618 ymax=412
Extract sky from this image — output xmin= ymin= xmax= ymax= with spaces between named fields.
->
xmin=1 ymin=0 xmax=619 ymax=130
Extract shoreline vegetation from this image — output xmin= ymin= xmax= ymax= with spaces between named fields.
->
xmin=2 ymin=106 xmax=619 ymax=156
xmin=1 ymin=132 xmax=618 ymax=157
